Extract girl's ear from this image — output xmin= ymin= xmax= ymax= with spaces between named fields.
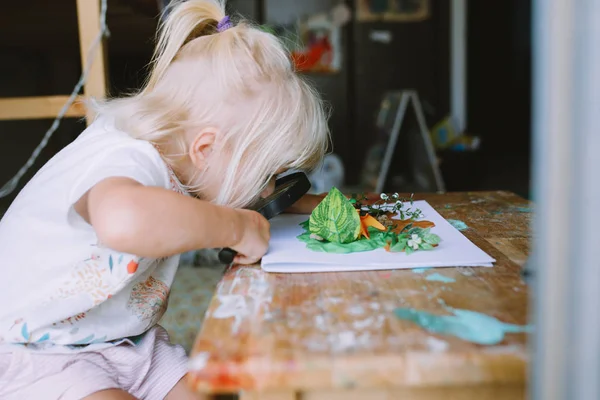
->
xmin=189 ymin=128 xmax=218 ymax=170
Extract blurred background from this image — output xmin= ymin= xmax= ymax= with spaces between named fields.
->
xmin=0 ymin=0 xmax=532 ymax=214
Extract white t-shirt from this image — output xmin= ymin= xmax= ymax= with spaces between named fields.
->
xmin=0 ymin=117 xmax=186 ymax=353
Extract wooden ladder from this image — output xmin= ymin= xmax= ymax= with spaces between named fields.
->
xmin=0 ymin=0 xmax=106 ymax=125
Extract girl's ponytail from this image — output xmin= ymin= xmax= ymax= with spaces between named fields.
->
xmin=144 ymin=0 xmax=226 ymax=92
xmin=94 ymin=0 xmax=329 ymax=208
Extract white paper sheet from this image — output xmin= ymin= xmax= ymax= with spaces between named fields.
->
xmin=261 ymin=200 xmax=495 ymax=273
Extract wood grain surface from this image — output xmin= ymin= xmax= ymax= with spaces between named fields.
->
xmin=187 ymin=191 xmax=532 ymax=397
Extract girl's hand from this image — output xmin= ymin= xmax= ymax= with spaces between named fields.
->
xmin=231 ymin=209 xmax=271 ymax=265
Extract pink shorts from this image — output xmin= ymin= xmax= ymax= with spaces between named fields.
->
xmin=0 ymin=326 xmax=188 ymax=400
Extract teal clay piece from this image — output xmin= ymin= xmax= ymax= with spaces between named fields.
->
xmin=413 ymin=268 xmax=432 ymax=274
xmin=394 ymin=307 xmax=531 ymax=345
xmin=425 ymin=273 xmax=456 ymax=283
xmin=447 ymin=219 xmax=468 ymax=231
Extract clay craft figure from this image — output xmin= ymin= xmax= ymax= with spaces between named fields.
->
xmin=298 ymin=188 xmax=441 ymax=254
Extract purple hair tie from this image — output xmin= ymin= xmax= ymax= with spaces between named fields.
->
xmin=217 ymin=16 xmax=233 ymax=32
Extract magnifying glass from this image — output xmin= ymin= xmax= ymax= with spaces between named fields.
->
xmin=217 ymin=172 xmax=311 ymax=264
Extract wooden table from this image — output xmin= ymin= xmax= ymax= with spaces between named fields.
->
xmin=187 ymin=191 xmax=531 ymax=399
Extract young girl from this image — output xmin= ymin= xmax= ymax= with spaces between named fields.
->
xmin=0 ymin=0 xmax=329 ymax=398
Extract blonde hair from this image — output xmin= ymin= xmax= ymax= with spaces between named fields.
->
xmin=94 ymin=0 xmax=330 ymax=208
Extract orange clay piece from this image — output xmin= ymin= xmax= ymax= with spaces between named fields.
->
xmin=357 ymin=210 xmax=386 ymax=239
xmin=391 ymin=219 xmax=435 ymax=235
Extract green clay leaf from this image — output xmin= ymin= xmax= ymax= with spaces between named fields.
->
xmin=420 ymin=243 xmax=434 ymax=250
xmin=297 ymin=229 xmax=387 ymax=253
xmin=423 ymin=233 xmax=441 ymax=245
xmin=387 ymin=233 xmax=399 ymax=247
xmin=390 ymin=239 xmax=407 ymax=252
xmin=309 ymin=187 xmax=360 ymax=244
xmin=405 ymin=246 xmax=415 ymax=255
xmin=407 ymin=227 xmax=425 ymax=236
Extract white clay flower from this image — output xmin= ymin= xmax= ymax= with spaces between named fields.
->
xmin=380 ymin=193 xmax=389 ymax=200
xmin=392 ymin=193 xmax=399 ymax=199
xmin=407 ymin=234 xmax=422 ymax=250
xmin=395 ymin=200 xmax=402 ymax=206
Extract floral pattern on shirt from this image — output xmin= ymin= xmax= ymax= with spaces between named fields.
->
xmin=54 ymin=259 xmax=111 ymax=305
xmin=0 ymin=129 xmax=185 ymax=352
xmin=127 ymin=276 xmax=170 ymax=326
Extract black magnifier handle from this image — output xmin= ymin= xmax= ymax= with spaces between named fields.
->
xmin=218 ymin=248 xmax=237 ymax=264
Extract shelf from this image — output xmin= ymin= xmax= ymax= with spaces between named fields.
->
xmin=0 ymin=95 xmax=87 ymax=121
xmin=0 ymin=1 xmax=106 ymax=124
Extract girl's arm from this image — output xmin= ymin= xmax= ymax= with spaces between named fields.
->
xmin=75 ymin=177 xmax=269 ymax=263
